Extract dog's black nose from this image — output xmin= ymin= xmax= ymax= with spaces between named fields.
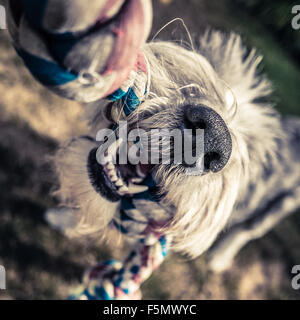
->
xmin=184 ymin=105 xmax=232 ymax=172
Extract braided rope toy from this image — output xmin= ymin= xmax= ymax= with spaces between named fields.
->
xmin=7 ymin=0 xmax=172 ymax=300
xmin=7 ymin=0 xmax=152 ymax=102
xmin=69 ymin=235 xmax=169 ymax=300
xmin=69 ymin=172 xmax=172 ymax=300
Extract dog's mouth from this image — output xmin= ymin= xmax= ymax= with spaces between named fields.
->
xmin=87 ymin=144 xmax=152 ymax=202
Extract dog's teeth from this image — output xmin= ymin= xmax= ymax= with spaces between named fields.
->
xmin=108 ymin=167 xmax=117 ymax=176
xmin=110 ymin=175 xmax=118 ymax=182
xmin=98 ymin=154 xmax=110 ymax=166
xmin=127 ymin=183 xmax=148 ymax=194
xmin=118 ymin=186 xmax=129 ymax=193
xmin=115 ymin=179 xmax=124 ymax=187
xmin=106 ymin=162 xmax=115 ymax=170
xmin=131 ymin=177 xmax=144 ymax=183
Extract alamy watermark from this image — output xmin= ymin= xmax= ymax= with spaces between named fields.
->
xmin=0 ymin=5 xmax=6 ymax=30
xmin=292 ymin=5 xmax=300 ymax=30
xmin=291 ymin=265 xmax=300 ymax=290
xmin=0 ymin=265 xmax=5 ymax=290
xmin=96 ymin=121 xmax=205 ymax=175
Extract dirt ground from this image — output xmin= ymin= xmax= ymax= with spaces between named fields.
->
xmin=0 ymin=0 xmax=300 ymax=300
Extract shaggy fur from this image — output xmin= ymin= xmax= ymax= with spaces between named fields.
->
xmin=52 ymin=30 xmax=299 ymax=262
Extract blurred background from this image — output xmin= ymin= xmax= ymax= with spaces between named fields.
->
xmin=0 ymin=0 xmax=300 ymax=299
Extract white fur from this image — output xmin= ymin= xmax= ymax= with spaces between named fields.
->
xmin=53 ymin=31 xmax=282 ymax=258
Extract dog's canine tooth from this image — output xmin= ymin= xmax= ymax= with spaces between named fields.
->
xmin=100 ymin=154 xmax=112 ymax=166
xmin=131 ymin=177 xmax=144 ymax=183
xmin=106 ymin=162 xmax=115 ymax=170
xmin=127 ymin=183 xmax=149 ymax=194
xmin=115 ymin=179 xmax=124 ymax=187
xmin=110 ymin=175 xmax=118 ymax=182
xmin=108 ymin=167 xmax=117 ymax=176
xmin=118 ymin=186 xmax=129 ymax=193
xmin=100 ymin=139 xmax=122 ymax=165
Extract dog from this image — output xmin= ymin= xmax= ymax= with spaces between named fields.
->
xmin=7 ymin=0 xmax=300 ymax=298
xmin=47 ymin=30 xmax=300 ymax=274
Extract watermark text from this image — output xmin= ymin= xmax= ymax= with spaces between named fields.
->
xmin=0 ymin=5 xmax=6 ymax=30
xmin=0 ymin=265 xmax=5 ymax=290
xmin=95 ymin=121 xmax=205 ymax=176
xmin=292 ymin=5 xmax=300 ymax=30
xmin=291 ymin=265 xmax=300 ymax=290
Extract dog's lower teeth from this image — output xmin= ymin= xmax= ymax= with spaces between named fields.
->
xmin=108 ymin=168 xmax=117 ymax=176
xmin=115 ymin=179 xmax=123 ymax=187
xmin=118 ymin=186 xmax=129 ymax=193
xmin=106 ymin=163 xmax=115 ymax=170
xmin=131 ymin=177 xmax=144 ymax=183
xmin=127 ymin=183 xmax=149 ymax=194
xmin=110 ymin=175 xmax=118 ymax=182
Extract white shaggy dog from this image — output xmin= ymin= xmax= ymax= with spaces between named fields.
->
xmin=49 ymin=31 xmax=300 ymax=272
xmin=7 ymin=0 xmax=300 ymax=296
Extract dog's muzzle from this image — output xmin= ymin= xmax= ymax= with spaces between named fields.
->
xmin=184 ymin=105 xmax=232 ymax=173
xmin=87 ymin=147 xmax=152 ymax=202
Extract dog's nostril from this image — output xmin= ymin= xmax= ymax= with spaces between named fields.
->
xmin=204 ymin=152 xmax=221 ymax=171
xmin=183 ymin=104 xmax=232 ymax=173
xmin=184 ymin=104 xmax=211 ymax=128
xmin=184 ymin=118 xmax=207 ymax=130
